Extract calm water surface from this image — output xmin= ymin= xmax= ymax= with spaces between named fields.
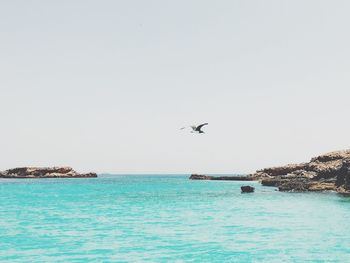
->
xmin=0 ymin=175 xmax=350 ymax=262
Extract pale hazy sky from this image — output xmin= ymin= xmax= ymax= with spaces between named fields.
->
xmin=1 ymin=0 xmax=350 ymax=174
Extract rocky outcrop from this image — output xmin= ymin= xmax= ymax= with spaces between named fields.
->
xmin=256 ymin=163 xmax=308 ymax=177
xmin=190 ymin=174 xmax=256 ymax=181
xmin=241 ymin=185 xmax=255 ymax=193
xmin=253 ymin=150 xmax=350 ymax=193
xmin=190 ymin=174 xmax=213 ymax=180
xmin=0 ymin=167 xmax=97 ymax=178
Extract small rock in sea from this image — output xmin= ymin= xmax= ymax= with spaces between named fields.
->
xmin=241 ymin=185 xmax=255 ymax=193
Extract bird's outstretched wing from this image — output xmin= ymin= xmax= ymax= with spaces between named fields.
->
xmin=180 ymin=125 xmax=197 ymax=130
xmin=195 ymin=123 xmax=208 ymax=131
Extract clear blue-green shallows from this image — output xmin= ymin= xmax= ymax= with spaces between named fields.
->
xmin=0 ymin=175 xmax=350 ymax=262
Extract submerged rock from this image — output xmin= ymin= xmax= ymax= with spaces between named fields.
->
xmin=241 ymin=185 xmax=255 ymax=193
xmin=252 ymin=149 xmax=350 ymax=194
xmin=0 ymin=167 xmax=97 ymax=178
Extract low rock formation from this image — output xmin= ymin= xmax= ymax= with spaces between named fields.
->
xmin=0 ymin=167 xmax=97 ymax=178
xmin=241 ymin=185 xmax=255 ymax=193
xmin=252 ymin=149 xmax=350 ymax=194
xmin=190 ymin=174 xmax=256 ymax=181
xmin=189 ymin=174 xmax=213 ymax=180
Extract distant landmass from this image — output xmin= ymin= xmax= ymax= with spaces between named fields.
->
xmin=190 ymin=174 xmax=255 ymax=181
xmin=0 ymin=167 xmax=97 ymax=178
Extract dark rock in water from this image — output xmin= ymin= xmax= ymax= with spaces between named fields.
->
xmin=0 ymin=167 xmax=97 ymax=178
xmin=241 ymin=185 xmax=255 ymax=193
xmin=252 ymin=149 xmax=350 ymax=194
xmin=189 ymin=174 xmax=256 ymax=181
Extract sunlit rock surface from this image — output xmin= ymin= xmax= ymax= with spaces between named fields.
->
xmin=253 ymin=150 xmax=350 ymax=193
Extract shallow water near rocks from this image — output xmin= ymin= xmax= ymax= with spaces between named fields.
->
xmin=0 ymin=175 xmax=350 ymax=262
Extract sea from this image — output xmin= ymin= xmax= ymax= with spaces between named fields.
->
xmin=0 ymin=174 xmax=350 ymax=262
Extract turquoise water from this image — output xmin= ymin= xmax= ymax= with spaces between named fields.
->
xmin=0 ymin=175 xmax=350 ymax=262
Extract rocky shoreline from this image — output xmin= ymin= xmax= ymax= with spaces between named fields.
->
xmin=190 ymin=149 xmax=350 ymax=194
xmin=251 ymin=150 xmax=350 ymax=194
xmin=0 ymin=167 xmax=97 ymax=178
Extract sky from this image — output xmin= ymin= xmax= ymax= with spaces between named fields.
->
xmin=1 ymin=0 xmax=350 ymax=174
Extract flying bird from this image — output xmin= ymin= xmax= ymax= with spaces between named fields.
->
xmin=181 ymin=123 xmax=208 ymax=134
